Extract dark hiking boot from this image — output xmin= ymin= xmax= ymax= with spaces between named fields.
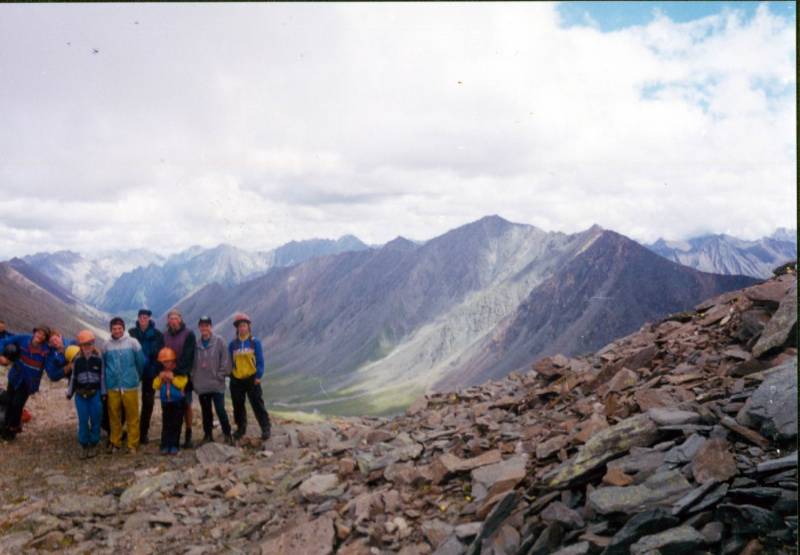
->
xmin=182 ymin=431 xmax=194 ymax=449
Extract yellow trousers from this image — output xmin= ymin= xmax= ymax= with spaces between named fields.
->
xmin=108 ymin=389 xmax=140 ymax=449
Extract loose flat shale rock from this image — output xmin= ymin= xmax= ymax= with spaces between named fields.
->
xmin=196 ymin=442 xmax=243 ymax=465
xmin=546 ymin=414 xmax=658 ymax=488
xmin=746 ymin=359 xmax=798 ymax=442
xmin=752 ymin=282 xmax=797 ymax=357
xmin=588 ymin=470 xmax=691 ymax=515
xmin=692 ymin=438 xmax=738 ymax=484
xmin=630 ymin=525 xmax=707 ymax=555
xmin=260 ymin=515 xmax=335 ymax=555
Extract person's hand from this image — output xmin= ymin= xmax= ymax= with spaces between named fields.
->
xmin=254 ymin=378 xmax=261 ymax=385
xmin=0 ymin=356 xmax=9 ymax=366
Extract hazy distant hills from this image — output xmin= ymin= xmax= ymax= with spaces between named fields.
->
xmin=646 ymin=229 xmax=796 ymax=279
xmin=173 ymin=216 xmax=760 ymax=412
xmin=0 ymin=259 xmax=108 ymax=339
xmin=21 ymin=249 xmax=165 ymax=305
xmin=17 ymin=236 xmax=370 ymax=318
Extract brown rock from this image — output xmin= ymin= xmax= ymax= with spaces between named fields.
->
xmin=533 ymin=357 xmax=568 ymax=379
xmin=573 ymin=413 xmax=609 ymax=444
xmin=752 ymin=282 xmax=798 ymax=357
xmin=367 ymin=429 xmax=395 ymax=444
xmin=744 ymin=280 xmax=793 ymax=304
xmin=431 ymin=449 xmax=502 ymax=484
xmin=406 ymin=396 xmax=429 ymax=416
xmin=537 ymin=435 xmax=569 ymax=460
xmin=224 ymin=483 xmax=247 ymax=499
xmin=692 ymin=438 xmax=738 ymax=484
xmin=339 ymin=458 xmax=357 ymax=477
xmin=634 ymin=388 xmax=687 ymax=411
xmin=260 ymin=515 xmax=334 ymax=555
xmin=471 ymin=455 xmax=528 ymax=499
xmin=603 ymin=467 xmax=634 ymax=487
xmin=720 ymin=416 xmax=770 ymax=449
xmin=698 ymin=303 xmax=731 ymax=326
xmin=338 ymin=539 xmax=372 ymax=555
xmin=546 ymin=414 xmax=659 ymax=488
xmin=421 ymin=519 xmax=453 ymax=548
xmin=739 ymin=538 xmax=764 ymax=555
xmin=579 ymin=531 xmax=611 ymax=548
xmin=606 ymin=368 xmax=639 ymax=393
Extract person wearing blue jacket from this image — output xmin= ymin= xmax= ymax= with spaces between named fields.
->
xmin=66 ymin=330 xmax=105 ymax=459
xmin=0 ymin=320 xmax=12 ymax=341
xmin=128 ymin=308 xmax=164 ymax=445
xmin=0 ymin=325 xmax=67 ymax=440
xmin=103 ymin=317 xmax=145 ymax=454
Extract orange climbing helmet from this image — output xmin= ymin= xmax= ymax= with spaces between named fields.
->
xmin=232 ymin=313 xmax=251 ymax=328
xmin=157 ymin=347 xmax=177 ymax=363
xmin=76 ymin=330 xmax=96 ymax=345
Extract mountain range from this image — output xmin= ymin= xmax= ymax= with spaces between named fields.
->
xmin=1 ymin=217 xmax=790 ymax=415
xmin=21 ymin=249 xmax=165 ymax=306
xmin=18 ymin=235 xmax=369 ymax=319
xmin=172 ymin=216 xmax=759 ymax=414
xmin=646 ymin=229 xmax=796 ymax=279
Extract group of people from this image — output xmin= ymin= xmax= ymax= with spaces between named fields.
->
xmin=0 ymin=309 xmax=272 ymax=458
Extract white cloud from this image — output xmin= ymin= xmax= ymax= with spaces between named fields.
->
xmin=0 ymin=2 xmax=794 ymax=258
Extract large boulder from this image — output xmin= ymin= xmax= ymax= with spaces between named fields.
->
xmin=752 ymin=282 xmax=797 ymax=357
xmin=745 ymin=359 xmax=798 ymax=442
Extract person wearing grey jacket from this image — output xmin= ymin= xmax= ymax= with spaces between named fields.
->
xmin=193 ymin=316 xmax=233 ymax=444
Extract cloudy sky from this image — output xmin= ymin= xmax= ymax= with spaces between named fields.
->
xmin=0 ymin=2 xmax=795 ymax=257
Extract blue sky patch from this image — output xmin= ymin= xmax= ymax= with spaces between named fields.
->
xmin=557 ymin=1 xmax=796 ymax=32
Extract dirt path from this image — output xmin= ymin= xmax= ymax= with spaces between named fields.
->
xmin=1 ymin=379 xmax=210 ymax=507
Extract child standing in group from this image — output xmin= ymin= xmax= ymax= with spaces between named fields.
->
xmin=66 ymin=330 xmax=105 ymax=459
xmin=153 ymin=347 xmax=187 ymax=455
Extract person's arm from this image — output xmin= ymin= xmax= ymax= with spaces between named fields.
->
xmin=176 ymin=332 xmax=196 ymax=376
xmin=44 ymin=348 xmax=66 ymax=381
xmin=149 ymin=331 xmax=165 ymax=375
xmin=99 ymin=356 xmax=107 ymax=396
xmin=218 ymin=337 xmax=232 ymax=377
xmin=133 ymin=340 xmax=145 ymax=379
xmin=0 ymin=334 xmax=23 ymax=365
xmin=254 ymin=339 xmax=265 ymax=382
xmin=66 ymin=360 xmax=75 ymax=399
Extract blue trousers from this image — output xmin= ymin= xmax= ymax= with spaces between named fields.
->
xmin=75 ymin=391 xmax=102 ymax=447
xmin=199 ymin=392 xmax=232 ymax=437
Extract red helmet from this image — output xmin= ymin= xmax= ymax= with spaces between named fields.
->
xmin=232 ymin=312 xmax=251 ymax=328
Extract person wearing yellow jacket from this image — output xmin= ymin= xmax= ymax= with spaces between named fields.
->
xmin=228 ymin=313 xmax=271 ymax=441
